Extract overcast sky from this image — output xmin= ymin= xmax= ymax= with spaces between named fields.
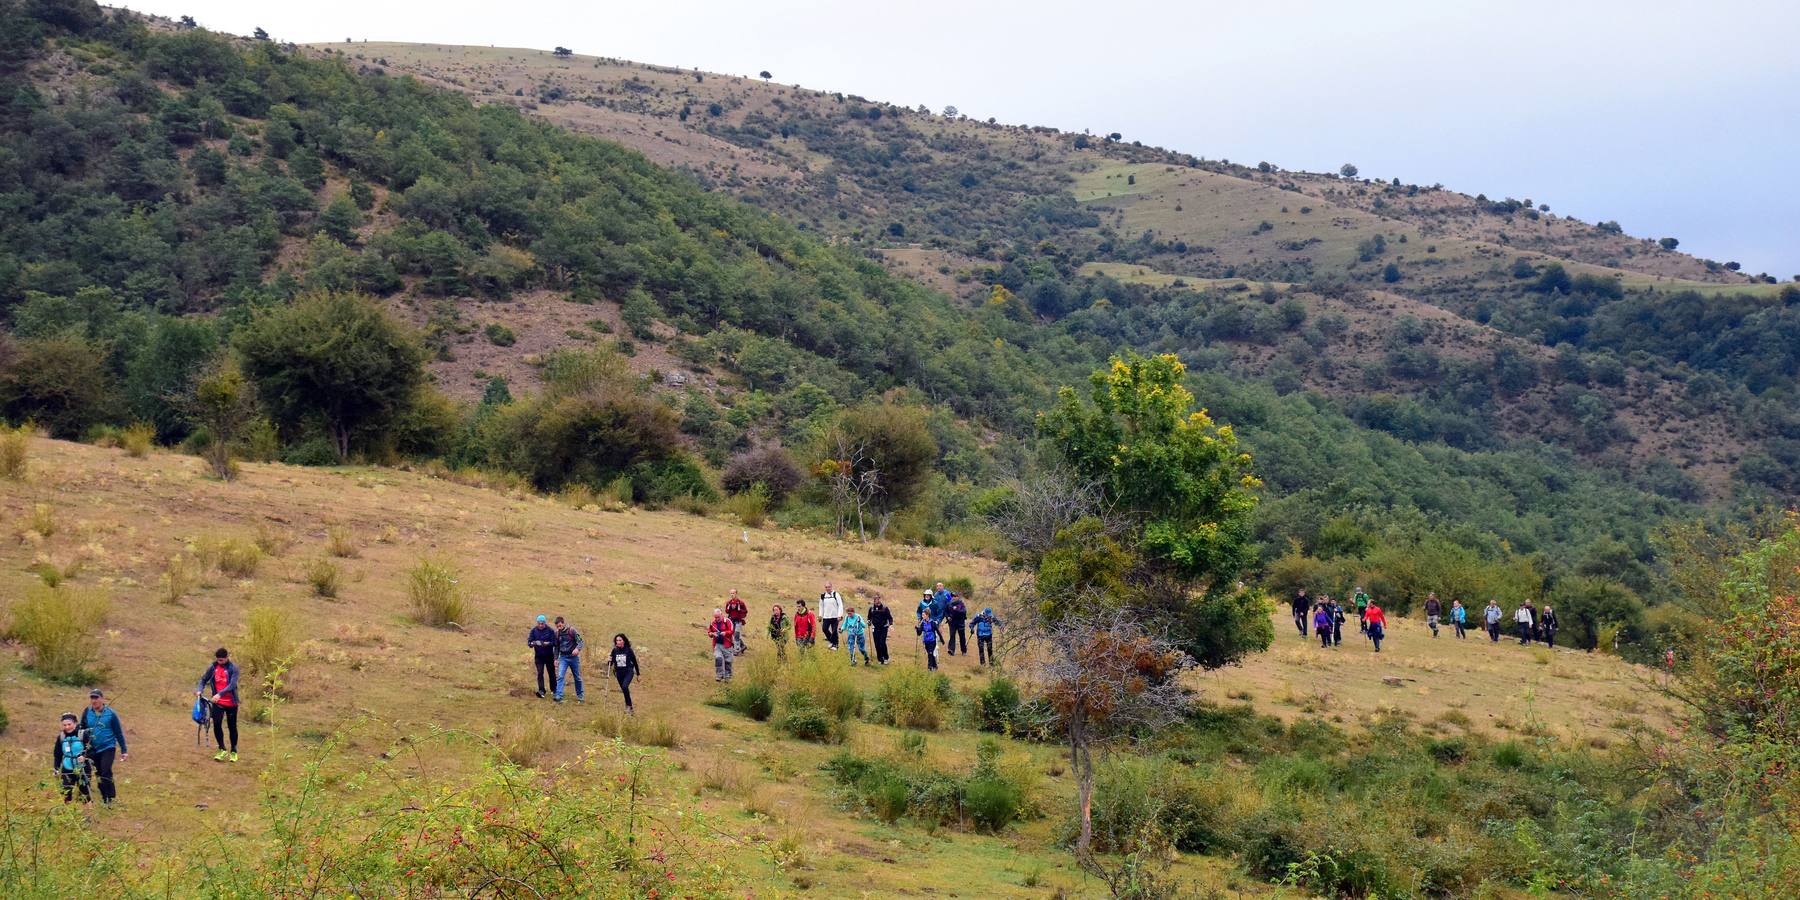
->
xmin=123 ymin=0 xmax=1800 ymax=278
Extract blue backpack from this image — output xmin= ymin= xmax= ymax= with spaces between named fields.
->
xmin=58 ymin=732 xmax=86 ymax=772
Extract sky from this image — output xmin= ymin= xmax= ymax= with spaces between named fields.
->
xmin=123 ymin=0 xmax=1800 ymax=278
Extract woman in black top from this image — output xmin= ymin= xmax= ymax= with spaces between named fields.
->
xmin=608 ymin=634 xmax=642 ymax=714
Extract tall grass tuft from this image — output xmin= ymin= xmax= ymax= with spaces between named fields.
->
xmin=195 ymin=533 xmax=262 ymax=578
xmin=0 ymin=425 xmax=27 ymax=480
xmin=408 ymin=557 xmax=471 ymax=627
xmin=496 ymin=716 xmax=566 ymax=767
xmin=307 ymin=558 xmax=341 ymax=598
xmin=161 ymin=554 xmax=197 ymax=604
xmin=605 ymin=475 xmax=635 ymax=508
xmin=721 ymin=483 xmax=770 ymax=528
xmin=5 ymin=583 xmax=110 ymax=684
xmin=778 ymin=652 xmax=862 ymax=742
xmin=326 ymin=525 xmax=360 ymax=558
xmin=254 ymin=523 xmax=294 ymax=557
xmin=119 ymin=422 xmax=156 ymax=458
xmin=242 ymin=603 xmax=298 ymax=674
xmin=26 ymin=503 xmax=56 ymax=538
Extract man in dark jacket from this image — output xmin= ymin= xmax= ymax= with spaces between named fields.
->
xmin=945 ymin=595 xmax=969 ymax=656
xmin=195 ymin=647 xmax=241 ymax=762
xmin=867 ymin=597 xmax=894 ymax=665
xmin=80 ymin=690 xmax=127 ymax=805
xmin=527 ymin=614 xmax=557 ymax=698
xmin=1423 ymin=593 xmax=1443 ymax=638
xmin=554 ymin=616 xmax=585 ymax=702
xmin=1291 ymin=589 xmax=1310 ymax=637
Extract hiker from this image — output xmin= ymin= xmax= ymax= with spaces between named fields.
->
xmin=1484 ymin=601 xmax=1503 ymax=642
xmin=1451 ymin=600 xmax=1468 ymax=639
xmin=528 ymin=614 xmax=557 ymax=698
xmin=945 ymin=594 xmax=969 ymax=657
xmin=972 ymin=606 xmax=1001 ymax=666
xmin=793 ymin=600 xmax=817 ymax=651
xmin=916 ymin=591 xmax=933 ymax=625
xmin=867 ymin=596 xmax=894 ymax=665
xmin=1325 ymin=596 xmax=1346 ymax=647
xmin=916 ymin=611 xmax=941 ymax=671
xmin=554 ymin=616 xmax=585 ymax=703
xmin=80 ymin=690 xmax=126 ymax=806
xmin=844 ymin=606 xmax=871 ymax=666
xmin=52 ymin=713 xmax=92 ymax=804
xmin=194 ymin=647 xmax=241 ymax=762
xmin=1423 ymin=592 xmax=1442 ymax=638
xmin=768 ymin=604 xmax=790 ymax=660
xmin=1291 ymin=589 xmax=1311 ymax=637
xmin=927 ymin=588 xmax=950 ymax=643
xmin=1365 ymin=600 xmax=1388 ymax=653
xmin=1353 ymin=588 xmax=1371 ymax=636
xmin=1313 ymin=603 xmax=1334 ymax=649
xmin=818 ymin=582 xmax=845 ymax=650
xmin=1514 ymin=602 xmax=1535 ymax=645
xmin=708 ymin=608 xmax=736 ymax=682
xmin=1539 ymin=605 xmax=1559 ymax=648
xmin=608 ymin=634 xmax=641 ymax=715
xmin=725 ymin=589 xmax=750 ymax=655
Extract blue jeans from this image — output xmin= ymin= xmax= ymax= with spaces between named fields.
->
xmin=846 ymin=632 xmax=868 ymax=664
xmin=557 ymin=655 xmax=583 ymax=700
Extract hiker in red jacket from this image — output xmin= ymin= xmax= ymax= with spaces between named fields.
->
xmin=1365 ymin=602 xmax=1388 ymax=653
xmin=724 ymin=589 xmax=749 ymax=655
xmin=708 ymin=609 xmax=735 ymax=682
xmin=793 ymin=600 xmax=818 ymax=651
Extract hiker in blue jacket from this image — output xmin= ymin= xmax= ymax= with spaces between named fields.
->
xmin=843 ymin=607 xmax=871 ymax=666
xmin=916 ymin=611 xmax=941 ymax=671
xmin=971 ymin=607 xmax=1001 ymax=666
xmin=80 ymin=689 xmax=127 ymax=805
xmin=52 ymin=713 xmax=92 ymax=804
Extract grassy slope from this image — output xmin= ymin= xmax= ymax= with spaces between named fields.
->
xmin=1 ymin=438 xmax=1674 ymax=893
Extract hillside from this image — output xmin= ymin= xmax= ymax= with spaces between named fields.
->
xmin=318 ymin=41 xmax=1800 ymax=503
xmin=0 ymin=435 xmax=1677 ymax=894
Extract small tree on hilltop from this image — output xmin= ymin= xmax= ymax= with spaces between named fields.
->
xmin=1340 ymin=162 xmax=1358 ymax=178
xmin=553 ymin=47 xmax=572 ymax=58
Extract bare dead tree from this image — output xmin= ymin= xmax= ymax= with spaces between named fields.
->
xmin=1011 ymin=606 xmax=1194 ymax=863
xmin=986 ymin=466 xmax=1108 ymax=564
xmin=819 ymin=429 xmax=880 ymax=541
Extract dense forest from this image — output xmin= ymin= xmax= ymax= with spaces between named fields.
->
xmin=0 ymin=2 xmax=1785 ymax=657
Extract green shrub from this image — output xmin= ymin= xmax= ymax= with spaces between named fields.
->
xmin=870 ymin=665 xmax=949 ymax=730
xmin=724 ymin=656 xmax=779 ymax=721
xmin=1491 ymin=740 xmax=1529 ymax=770
xmin=1427 ymin=736 xmax=1468 ymax=763
xmin=195 ymin=533 xmax=263 ymax=578
xmin=973 ymin=676 xmax=1022 ymax=733
xmin=777 ymin=695 xmax=841 ymax=743
xmin=282 ymin=437 xmax=340 ymax=467
xmin=965 ymin=777 xmax=1025 ymax=833
xmin=484 ymin=323 xmax=517 ymax=347
xmin=786 ymin=651 xmax=862 ymax=721
xmin=408 ymin=557 xmax=471 ymax=627
xmin=904 ymin=575 xmax=974 ymax=595
xmin=5 ymin=583 xmax=110 ymax=684
xmin=720 ymin=483 xmax=769 ymax=527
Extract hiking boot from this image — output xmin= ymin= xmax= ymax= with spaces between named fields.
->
xmin=536 ymin=690 xmax=546 ymax=699
xmin=213 ymin=750 xmax=229 ymax=762
xmin=229 ymin=752 xmax=239 ymax=763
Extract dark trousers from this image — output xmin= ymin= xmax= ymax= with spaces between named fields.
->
xmin=534 ymin=655 xmax=556 ymax=695
xmin=947 ymin=622 xmax=967 ymax=655
xmin=91 ymin=747 xmax=117 ymax=802
xmin=1543 ymin=629 xmax=1556 ymax=648
xmin=212 ymin=701 xmax=238 ymax=752
xmin=1318 ymin=629 xmax=1332 ymax=648
xmin=1517 ymin=622 xmax=1531 ymax=644
xmin=873 ymin=627 xmax=890 ymax=663
xmin=1370 ymin=623 xmax=1385 ymax=652
xmin=821 ymin=618 xmax=840 ymax=649
xmin=924 ymin=642 xmax=938 ymax=670
xmin=977 ymin=634 xmax=994 ymax=665
xmin=1293 ymin=609 xmax=1308 ymax=635
xmin=1454 ymin=621 xmax=1466 ymax=638
xmin=615 ymin=670 xmax=635 ymax=710
xmin=61 ymin=769 xmax=90 ymax=803
xmin=1332 ymin=622 xmax=1343 ymax=645
xmin=1487 ymin=622 xmax=1500 ymax=642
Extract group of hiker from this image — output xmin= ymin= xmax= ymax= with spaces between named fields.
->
xmin=703 ymin=580 xmax=1000 ymax=681
xmin=1288 ymin=589 xmax=1562 ymax=651
xmin=50 ymin=648 xmax=242 ymax=807
xmin=525 ymin=615 xmax=641 ymax=711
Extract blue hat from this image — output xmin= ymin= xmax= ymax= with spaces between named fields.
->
xmin=536 ymin=614 xmax=547 ymax=623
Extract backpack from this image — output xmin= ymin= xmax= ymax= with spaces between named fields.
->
xmin=58 ymin=732 xmax=87 ymax=772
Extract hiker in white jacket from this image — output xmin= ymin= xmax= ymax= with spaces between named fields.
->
xmin=818 ymin=582 xmax=845 ymax=650
xmin=1513 ymin=603 xmax=1536 ymax=645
